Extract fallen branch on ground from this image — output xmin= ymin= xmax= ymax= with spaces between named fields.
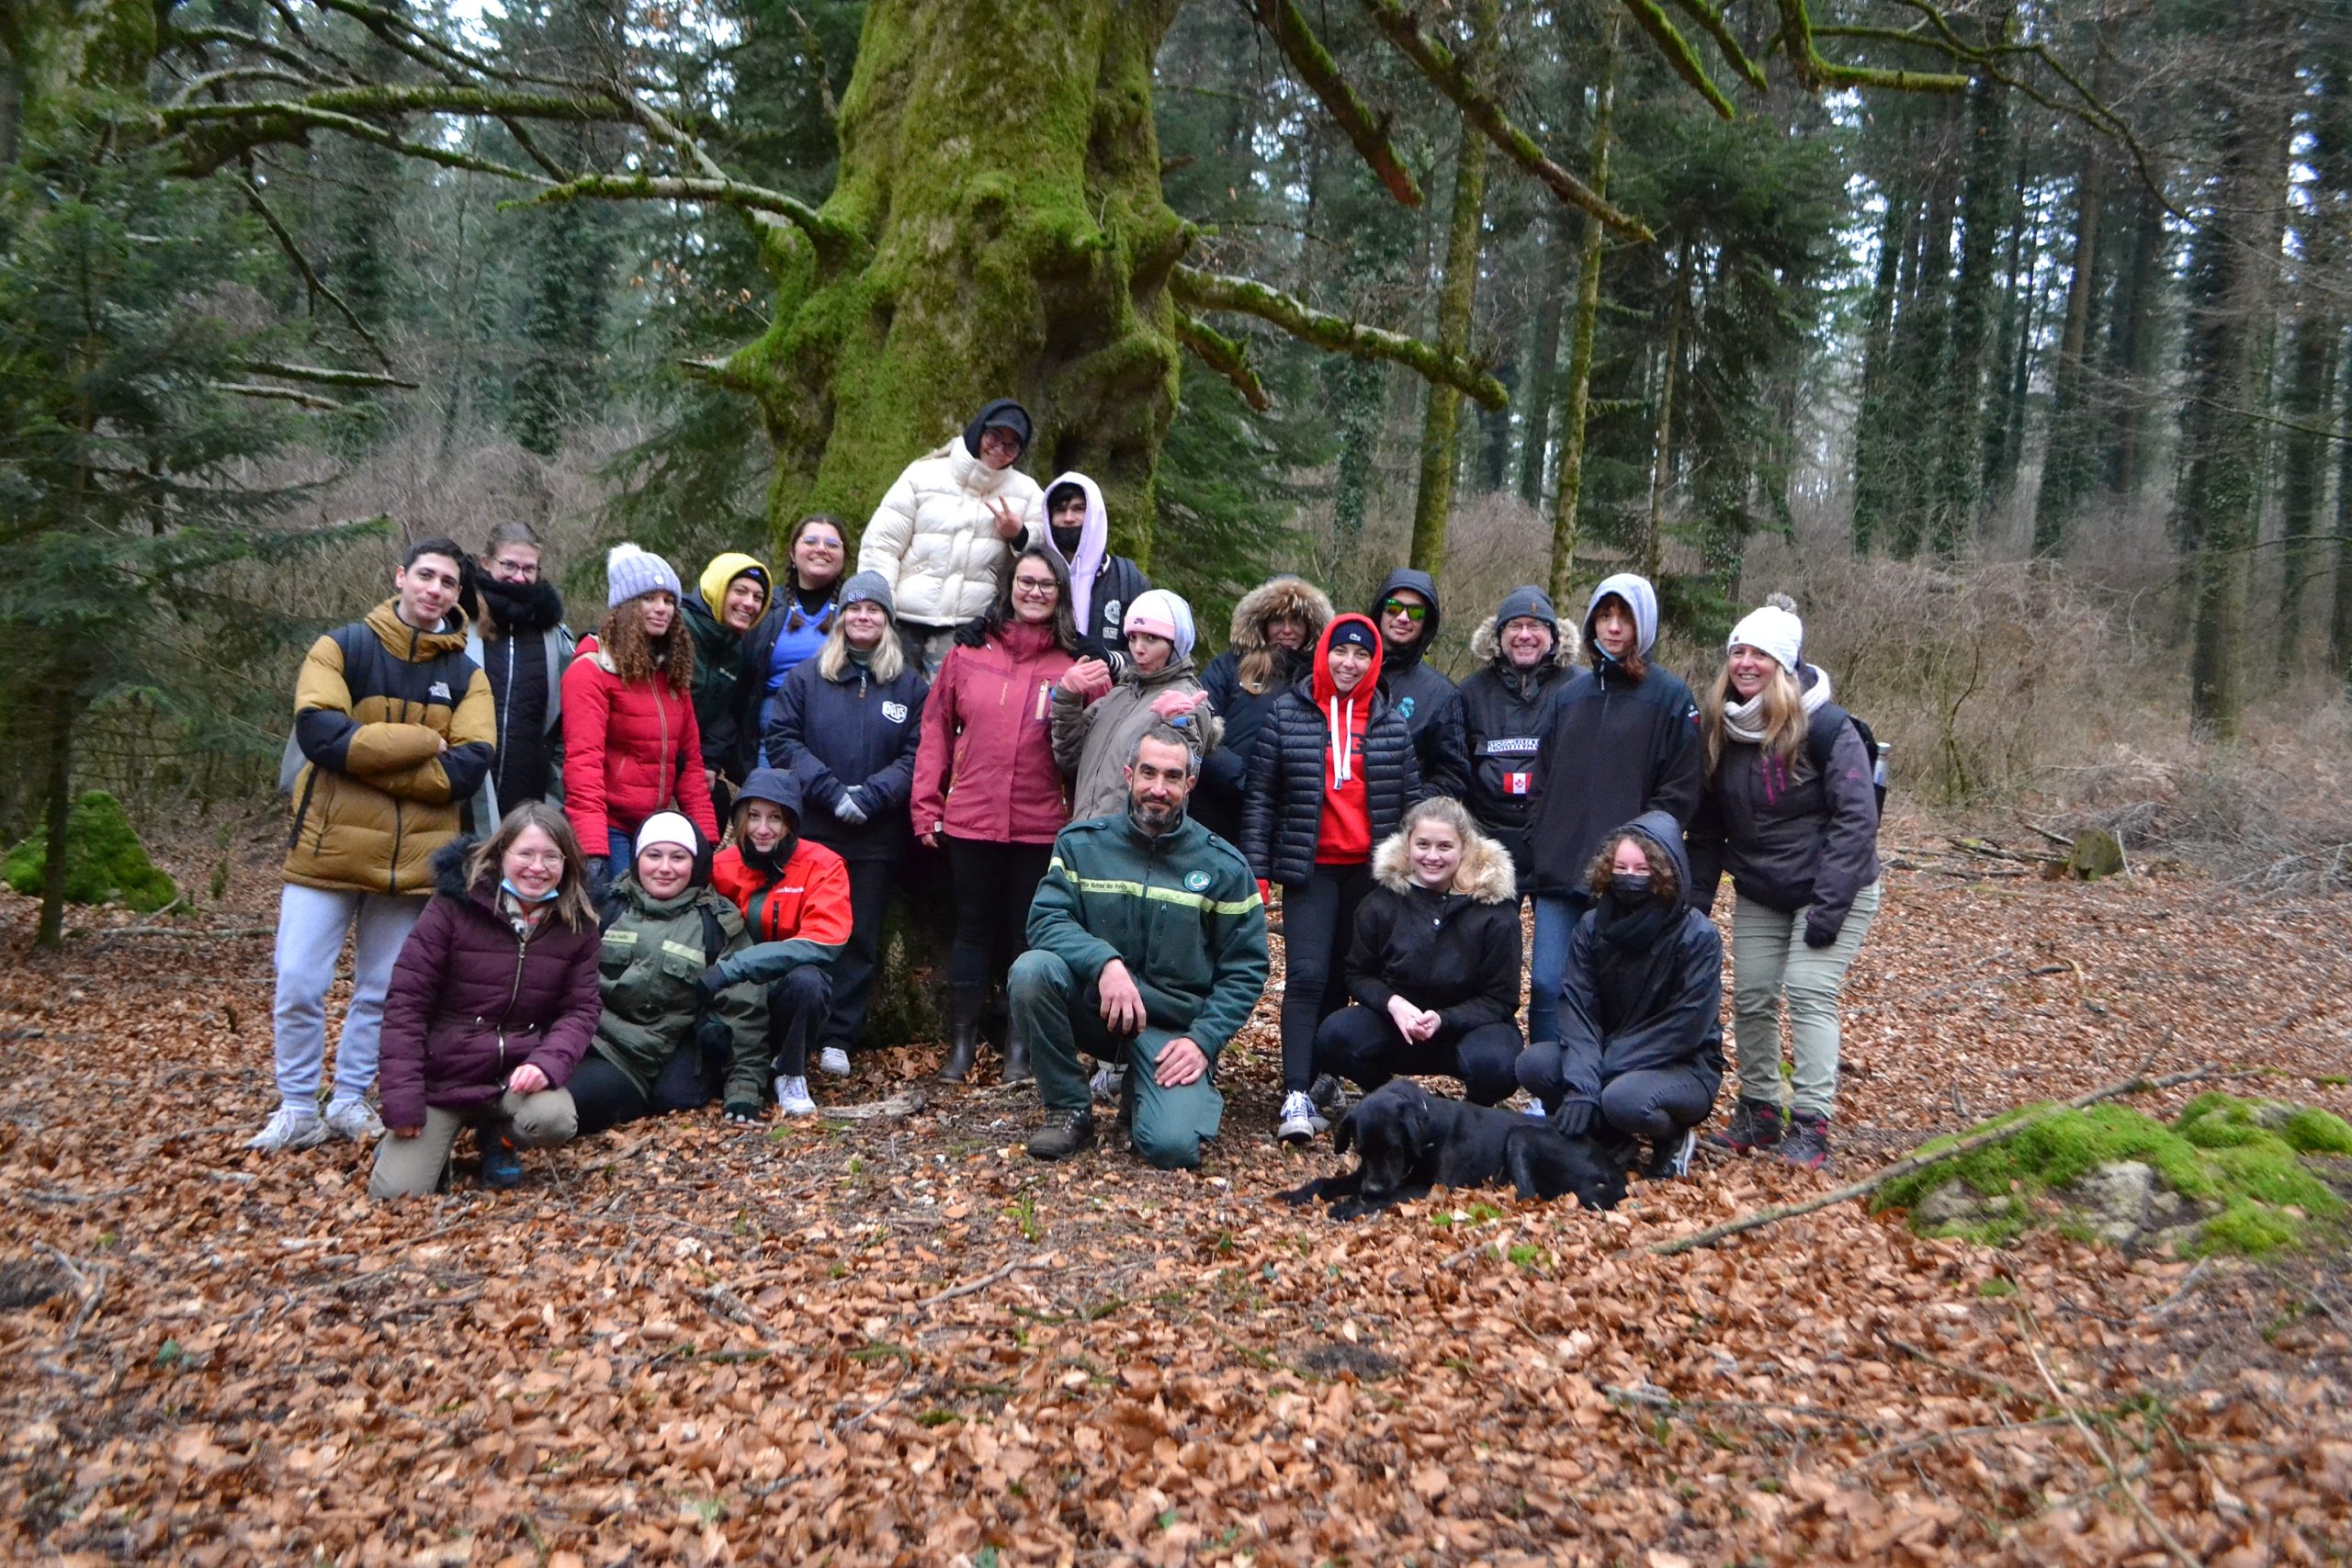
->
xmin=2021 ymin=1306 xmax=2201 ymax=1568
xmin=919 ymin=1254 xmax=1057 ymax=1313
xmin=820 ymin=1086 xmax=928 ymax=1122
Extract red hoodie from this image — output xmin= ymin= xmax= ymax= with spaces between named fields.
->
xmin=1313 ymin=614 xmax=1385 ymax=864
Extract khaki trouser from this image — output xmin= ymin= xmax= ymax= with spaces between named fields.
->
xmin=368 ymin=1089 xmax=578 ymax=1199
xmin=1730 ymin=880 xmax=1882 ymax=1120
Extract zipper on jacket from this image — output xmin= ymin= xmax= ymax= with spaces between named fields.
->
xmin=498 ymin=637 xmax=515 ymax=794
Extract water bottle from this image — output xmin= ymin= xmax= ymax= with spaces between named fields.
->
xmin=1872 ymin=742 xmax=1892 ymax=793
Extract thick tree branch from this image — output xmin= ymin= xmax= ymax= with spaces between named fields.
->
xmin=1254 ymin=0 xmax=1423 ymax=208
xmin=1774 ymin=0 xmax=1969 ymax=91
xmin=1356 ymin=0 xmax=1655 ymax=241
xmin=1171 ymin=265 xmax=1506 ymax=410
xmin=234 ymin=170 xmax=398 ymax=374
xmin=165 ymin=99 xmax=548 ymax=180
xmin=516 ymin=172 xmax=854 ymax=261
xmin=1667 ymin=0 xmax=1770 ymax=92
xmin=1619 ymin=0 xmax=1738 ymax=118
xmin=1172 ymin=309 xmax=1272 ymax=411
xmin=232 ymin=359 xmax=420 ymax=390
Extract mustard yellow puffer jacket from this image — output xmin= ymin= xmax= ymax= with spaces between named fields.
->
xmin=283 ymin=600 xmax=497 ymax=896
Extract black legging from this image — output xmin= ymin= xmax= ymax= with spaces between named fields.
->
xmin=944 ymin=837 xmax=1055 ymax=993
xmin=1312 ymin=1006 xmax=1523 ymax=1106
xmin=1277 ymin=863 xmax=1374 ymax=1094
xmin=569 ymin=1052 xmax=651 ymax=1135
xmin=819 ymin=855 xmax=897 ymax=1055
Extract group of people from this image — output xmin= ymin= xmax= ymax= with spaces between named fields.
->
xmin=250 ymin=399 xmax=1882 ymax=1197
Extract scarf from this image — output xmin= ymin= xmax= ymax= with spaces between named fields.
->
xmin=1591 ymin=886 xmax=1683 ymax=1032
xmin=476 ymin=577 xmax=566 ymax=636
xmin=1722 ymin=663 xmax=1833 ymax=745
xmin=741 ymin=834 xmax=797 ymax=881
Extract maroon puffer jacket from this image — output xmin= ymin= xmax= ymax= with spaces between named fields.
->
xmin=376 ymin=845 xmax=603 ymax=1130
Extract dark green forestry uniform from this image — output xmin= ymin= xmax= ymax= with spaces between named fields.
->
xmin=1012 ymin=809 xmax=1269 ymax=1169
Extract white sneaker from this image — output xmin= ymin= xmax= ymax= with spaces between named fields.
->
xmin=246 ymin=1106 xmax=329 ymax=1152
xmin=1653 ymin=1127 xmax=1698 ymax=1179
xmin=817 ymin=1047 xmax=852 ymax=1078
xmin=1523 ymin=1100 xmax=1549 ymax=1119
xmin=775 ymin=1075 xmax=818 ymax=1116
xmin=1089 ymin=1062 xmax=1125 ymax=1103
xmin=1277 ymin=1090 xmax=1328 ymax=1145
xmin=323 ymin=1100 xmax=385 ymax=1141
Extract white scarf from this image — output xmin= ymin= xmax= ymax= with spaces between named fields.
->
xmin=1723 ymin=663 xmax=1831 ymax=745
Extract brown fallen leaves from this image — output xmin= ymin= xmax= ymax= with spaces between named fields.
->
xmin=1 ymin=832 xmax=2349 ymax=1565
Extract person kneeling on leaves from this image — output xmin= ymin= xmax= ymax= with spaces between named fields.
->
xmin=1019 ymin=724 xmax=1269 ymax=1168
xmin=707 ymin=768 xmax=854 ymax=1119
xmin=1516 ymin=811 xmax=1724 ymax=1180
xmin=370 ymin=804 xmax=603 ymax=1197
xmin=571 ymin=813 xmax=768 ymax=1134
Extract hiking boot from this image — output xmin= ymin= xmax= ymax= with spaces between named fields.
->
xmin=1707 ymin=1098 xmax=1785 ymax=1154
xmin=1307 ymin=1073 xmax=1345 ymax=1116
xmin=480 ymin=1127 xmax=524 ymax=1190
xmin=1089 ymin=1061 xmax=1126 ymax=1103
xmin=245 ymin=1105 xmax=329 ymax=1153
xmin=1644 ymin=1126 xmax=1698 ymax=1180
xmin=1780 ymin=1111 xmax=1833 ymax=1172
xmin=323 ymin=1099 xmax=385 ymax=1142
xmin=817 ymin=1047 xmax=852 ymax=1079
xmin=775 ymin=1074 xmax=817 ymax=1116
xmin=1276 ymin=1090 xmax=1328 ymax=1145
xmin=938 ymin=986 xmax=983 ymax=1083
xmin=1026 ymin=1106 xmax=1096 ymax=1162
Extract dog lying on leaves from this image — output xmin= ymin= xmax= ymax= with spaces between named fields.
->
xmin=1279 ymin=1079 xmax=1629 ymax=1220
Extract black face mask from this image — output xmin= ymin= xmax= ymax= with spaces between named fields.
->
xmin=1607 ymin=874 xmax=1653 ymax=908
xmin=1051 ymin=523 xmax=1083 ymax=558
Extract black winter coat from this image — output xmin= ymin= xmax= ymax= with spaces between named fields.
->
xmin=1556 ymin=810 xmax=1724 ymax=1104
xmin=1344 ymin=826 xmax=1521 ymax=1033
xmin=1456 ymin=614 xmax=1577 ymax=874
xmin=1689 ymin=685 xmax=1881 ymax=946
xmin=1241 ymin=678 xmax=1420 ymax=887
xmin=763 ymin=653 xmax=930 ymax=862
xmin=1525 ymin=660 xmax=1703 ymax=898
xmin=1194 ymin=576 xmax=1334 ymax=843
xmin=1370 ymin=568 xmax=1469 ymax=801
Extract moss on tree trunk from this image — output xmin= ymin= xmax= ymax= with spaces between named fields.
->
xmin=728 ymin=0 xmax=1188 ymax=565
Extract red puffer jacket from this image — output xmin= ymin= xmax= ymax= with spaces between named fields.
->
xmin=910 ymin=621 xmax=1076 ymax=845
xmin=560 ymin=633 xmax=719 ymax=850
xmin=376 ymin=849 xmax=603 ymax=1131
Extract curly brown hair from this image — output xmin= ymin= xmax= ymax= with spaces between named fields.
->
xmin=595 ymin=592 xmax=695 ymax=694
xmin=1583 ymin=825 xmax=1681 ymax=906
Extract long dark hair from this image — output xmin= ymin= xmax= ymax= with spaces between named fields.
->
xmin=595 ymin=592 xmax=695 ymax=693
xmin=959 ymin=545 xmax=1080 ymax=654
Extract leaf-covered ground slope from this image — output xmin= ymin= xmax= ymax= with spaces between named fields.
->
xmin=2 ymin=845 xmax=2348 ymax=1565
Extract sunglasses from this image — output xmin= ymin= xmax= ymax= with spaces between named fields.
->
xmin=1380 ymin=600 xmax=1428 ymax=623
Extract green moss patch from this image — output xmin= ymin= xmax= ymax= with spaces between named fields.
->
xmin=3 ymin=791 xmax=177 ymax=913
xmin=1877 ymin=1094 xmax=2349 ymax=1258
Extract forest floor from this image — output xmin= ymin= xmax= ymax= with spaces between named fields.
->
xmin=2 ymin=809 xmax=2350 ymax=1565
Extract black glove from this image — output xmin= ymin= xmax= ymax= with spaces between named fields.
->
xmin=583 ymin=855 xmax=609 ymax=896
xmin=695 ymin=964 xmax=731 ymax=1000
xmin=1552 ymin=1095 xmax=1599 ymax=1139
xmin=1803 ymin=912 xmax=1841 ymax=949
xmin=724 ymin=1100 xmax=764 ymax=1125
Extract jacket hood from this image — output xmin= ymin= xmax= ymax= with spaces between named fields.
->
xmin=432 ymin=836 xmax=483 ymax=900
xmin=1229 ymin=576 xmax=1335 ymax=653
xmin=1312 ymin=614 xmax=1385 ymax=708
xmin=364 ymin=598 xmax=471 ymax=661
xmin=732 ymin=765 xmax=803 ymax=827
xmin=1616 ymin=807 xmax=1692 ymax=889
xmin=963 ymin=398 xmax=1034 ymax=457
xmin=697 ymin=552 xmax=771 ymax=615
xmin=1372 ymin=819 xmax=1517 ymax=902
xmin=1372 ymin=568 xmax=1443 ymax=669
xmin=1584 ymin=572 xmax=1660 ymax=660
xmin=1039 ymin=470 xmax=1108 ymax=633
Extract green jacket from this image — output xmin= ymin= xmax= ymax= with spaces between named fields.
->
xmin=1025 ymin=809 xmax=1268 ymax=1059
xmin=592 ymin=875 xmax=771 ymax=1104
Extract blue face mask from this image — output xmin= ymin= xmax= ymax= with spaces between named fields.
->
xmin=501 ymin=877 xmax=560 ymax=904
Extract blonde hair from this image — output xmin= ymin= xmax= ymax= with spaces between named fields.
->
xmin=817 ymin=602 xmax=908 ymax=682
xmin=466 ymin=802 xmax=597 ymax=931
xmin=1698 ymin=659 xmax=1807 ymax=778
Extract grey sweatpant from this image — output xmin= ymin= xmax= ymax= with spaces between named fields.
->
xmin=1730 ymin=880 xmax=1882 ymax=1119
xmin=271 ymin=884 xmax=426 ymax=1115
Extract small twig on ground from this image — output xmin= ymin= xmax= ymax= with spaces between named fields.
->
xmin=2021 ymin=1308 xmax=2199 ymax=1568
xmin=1880 ymin=1333 xmax=2038 ymax=1404
xmin=1847 ymin=1415 xmax=2075 ymax=1473
xmin=1602 ymin=1382 xmax=1883 ymax=1435
xmin=919 ymin=1254 xmax=1057 ymax=1313
xmin=822 ymin=1085 xmax=930 ymax=1122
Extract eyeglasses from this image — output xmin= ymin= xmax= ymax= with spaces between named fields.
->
xmin=1012 ymin=577 xmax=1059 ymax=597
xmin=1380 ymin=600 xmax=1428 ymax=623
xmin=492 ymin=559 xmax=540 ymax=581
xmin=507 ymin=850 xmax=565 ymax=867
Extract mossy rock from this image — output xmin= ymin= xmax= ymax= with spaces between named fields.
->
xmin=2068 ymin=829 xmax=2125 ymax=880
xmin=1877 ymin=1093 xmax=2349 ymax=1258
xmin=2 ymin=792 xmax=177 ymax=913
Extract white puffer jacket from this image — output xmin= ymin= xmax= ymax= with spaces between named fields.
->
xmin=859 ymin=438 xmax=1046 ymax=629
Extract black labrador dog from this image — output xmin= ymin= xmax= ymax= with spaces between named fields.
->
xmin=1279 ymin=1079 xmax=1629 ymax=1220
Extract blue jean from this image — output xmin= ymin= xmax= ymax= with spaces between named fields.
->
xmin=1526 ymin=894 xmax=1588 ymax=1046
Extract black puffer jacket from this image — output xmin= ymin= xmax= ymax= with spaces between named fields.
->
xmin=1688 ymin=668 xmax=1881 ymax=946
xmin=1241 ymin=654 xmax=1420 ymax=887
xmin=1557 ymin=810 xmax=1725 ymax=1104
xmin=1344 ymin=818 xmax=1521 ymax=1032
xmin=1196 ymin=576 xmax=1334 ymax=844
xmin=1369 ymin=568 xmax=1469 ymax=800
xmin=1456 ymin=586 xmax=1578 ymax=875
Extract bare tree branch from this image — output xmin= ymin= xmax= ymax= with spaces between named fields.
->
xmin=1666 ymin=0 xmax=1770 ymax=92
xmin=234 ymin=170 xmax=398 ymax=375
xmin=516 ymin=172 xmax=849 ymax=257
xmin=1172 ymin=265 xmax=1507 ymax=409
xmin=231 ymin=359 xmax=421 ymax=390
xmin=1253 ymin=0 xmax=1423 ymax=208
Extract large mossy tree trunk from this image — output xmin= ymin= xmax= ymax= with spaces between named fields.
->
xmin=730 ymin=0 xmax=1188 ymax=560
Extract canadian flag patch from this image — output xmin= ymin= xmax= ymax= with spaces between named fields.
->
xmin=1504 ymin=772 xmax=1532 ymax=796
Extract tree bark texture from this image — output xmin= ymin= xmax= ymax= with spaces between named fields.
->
xmin=2031 ymin=140 xmax=2106 ymax=556
xmin=1515 ymin=216 xmax=1572 ymax=507
xmin=1931 ymin=69 xmax=2009 ymax=553
xmin=2099 ymin=184 xmax=2168 ymax=502
xmin=1549 ymin=10 xmax=1621 ymax=608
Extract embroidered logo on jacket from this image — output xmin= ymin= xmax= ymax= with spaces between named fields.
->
xmin=1396 ymin=695 xmax=1416 ymax=719
xmin=883 ymin=701 xmax=909 ymax=724
xmin=1184 ymin=870 xmax=1212 ymax=892
xmin=427 ymin=681 xmax=452 ymax=702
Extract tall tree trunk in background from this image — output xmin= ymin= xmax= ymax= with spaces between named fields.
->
xmin=2333 ymin=344 xmax=2352 ymax=691
xmin=1888 ymin=135 xmax=1956 ymax=558
xmin=1408 ymin=0 xmax=1498 ymax=576
xmin=2180 ymin=17 xmax=2295 ymax=741
xmin=1851 ymin=184 xmax=1911 ymax=552
xmin=1476 ymin=349 xmax=1515 ymax=492
xmin=1516 ymin=217 xmax=1572 ymax=507
xmin=2032 ymin=141 xmax=2107 ymax=556
xmin=1983 ymin=134 xmax=2033 ymax=504
xmin=1931 ymin=68 xmax=2011 ymax=553
xmin=1549 ymin=8 xmax=1620 ymax=606
xmin=36 ymin=668 xmax=74 ymax=951
xmin=2287 ymin=49 xmax=2349 ymax=677
xmin=735 ymin=0 xmax=1190 ymax=551
xmin=1329 ymin=357 xmax=1384 ymax=543
xmin=1642 ymin=237 xmax=1689 ymax=582
xmin=2273 ymin=324 xmax=2336 ymax=677
xmin=2100 ymin=185 xmax=2168 ymax=502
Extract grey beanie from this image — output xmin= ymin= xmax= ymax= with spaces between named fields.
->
xmin=1495 ymin=584 xmax=1557 ymax=632
xmin=606 ymin=542 xmax=683 ymax=609
xmin=838 ymin=570 xmax=895 ymax=617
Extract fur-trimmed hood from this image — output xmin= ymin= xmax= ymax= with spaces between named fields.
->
xmin=432 ymin=836 xmax=486 ymax=900
xmin=1468 ymin=613 xmax=1582 ymax=671
xmin=1227 ymin=575 xmax=1335 ymax=653
xmin=1372 ymin=819 xmax=1517 ymax=903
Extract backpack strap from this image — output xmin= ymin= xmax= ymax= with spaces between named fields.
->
xmin=1804 ymin=704 xmax=1849 ymax=780
xmin=700 ymin=904 xmax=727 ymax=967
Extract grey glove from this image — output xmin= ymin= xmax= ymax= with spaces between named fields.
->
xmin=832 ymin=787 xmax=869 ymax=826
